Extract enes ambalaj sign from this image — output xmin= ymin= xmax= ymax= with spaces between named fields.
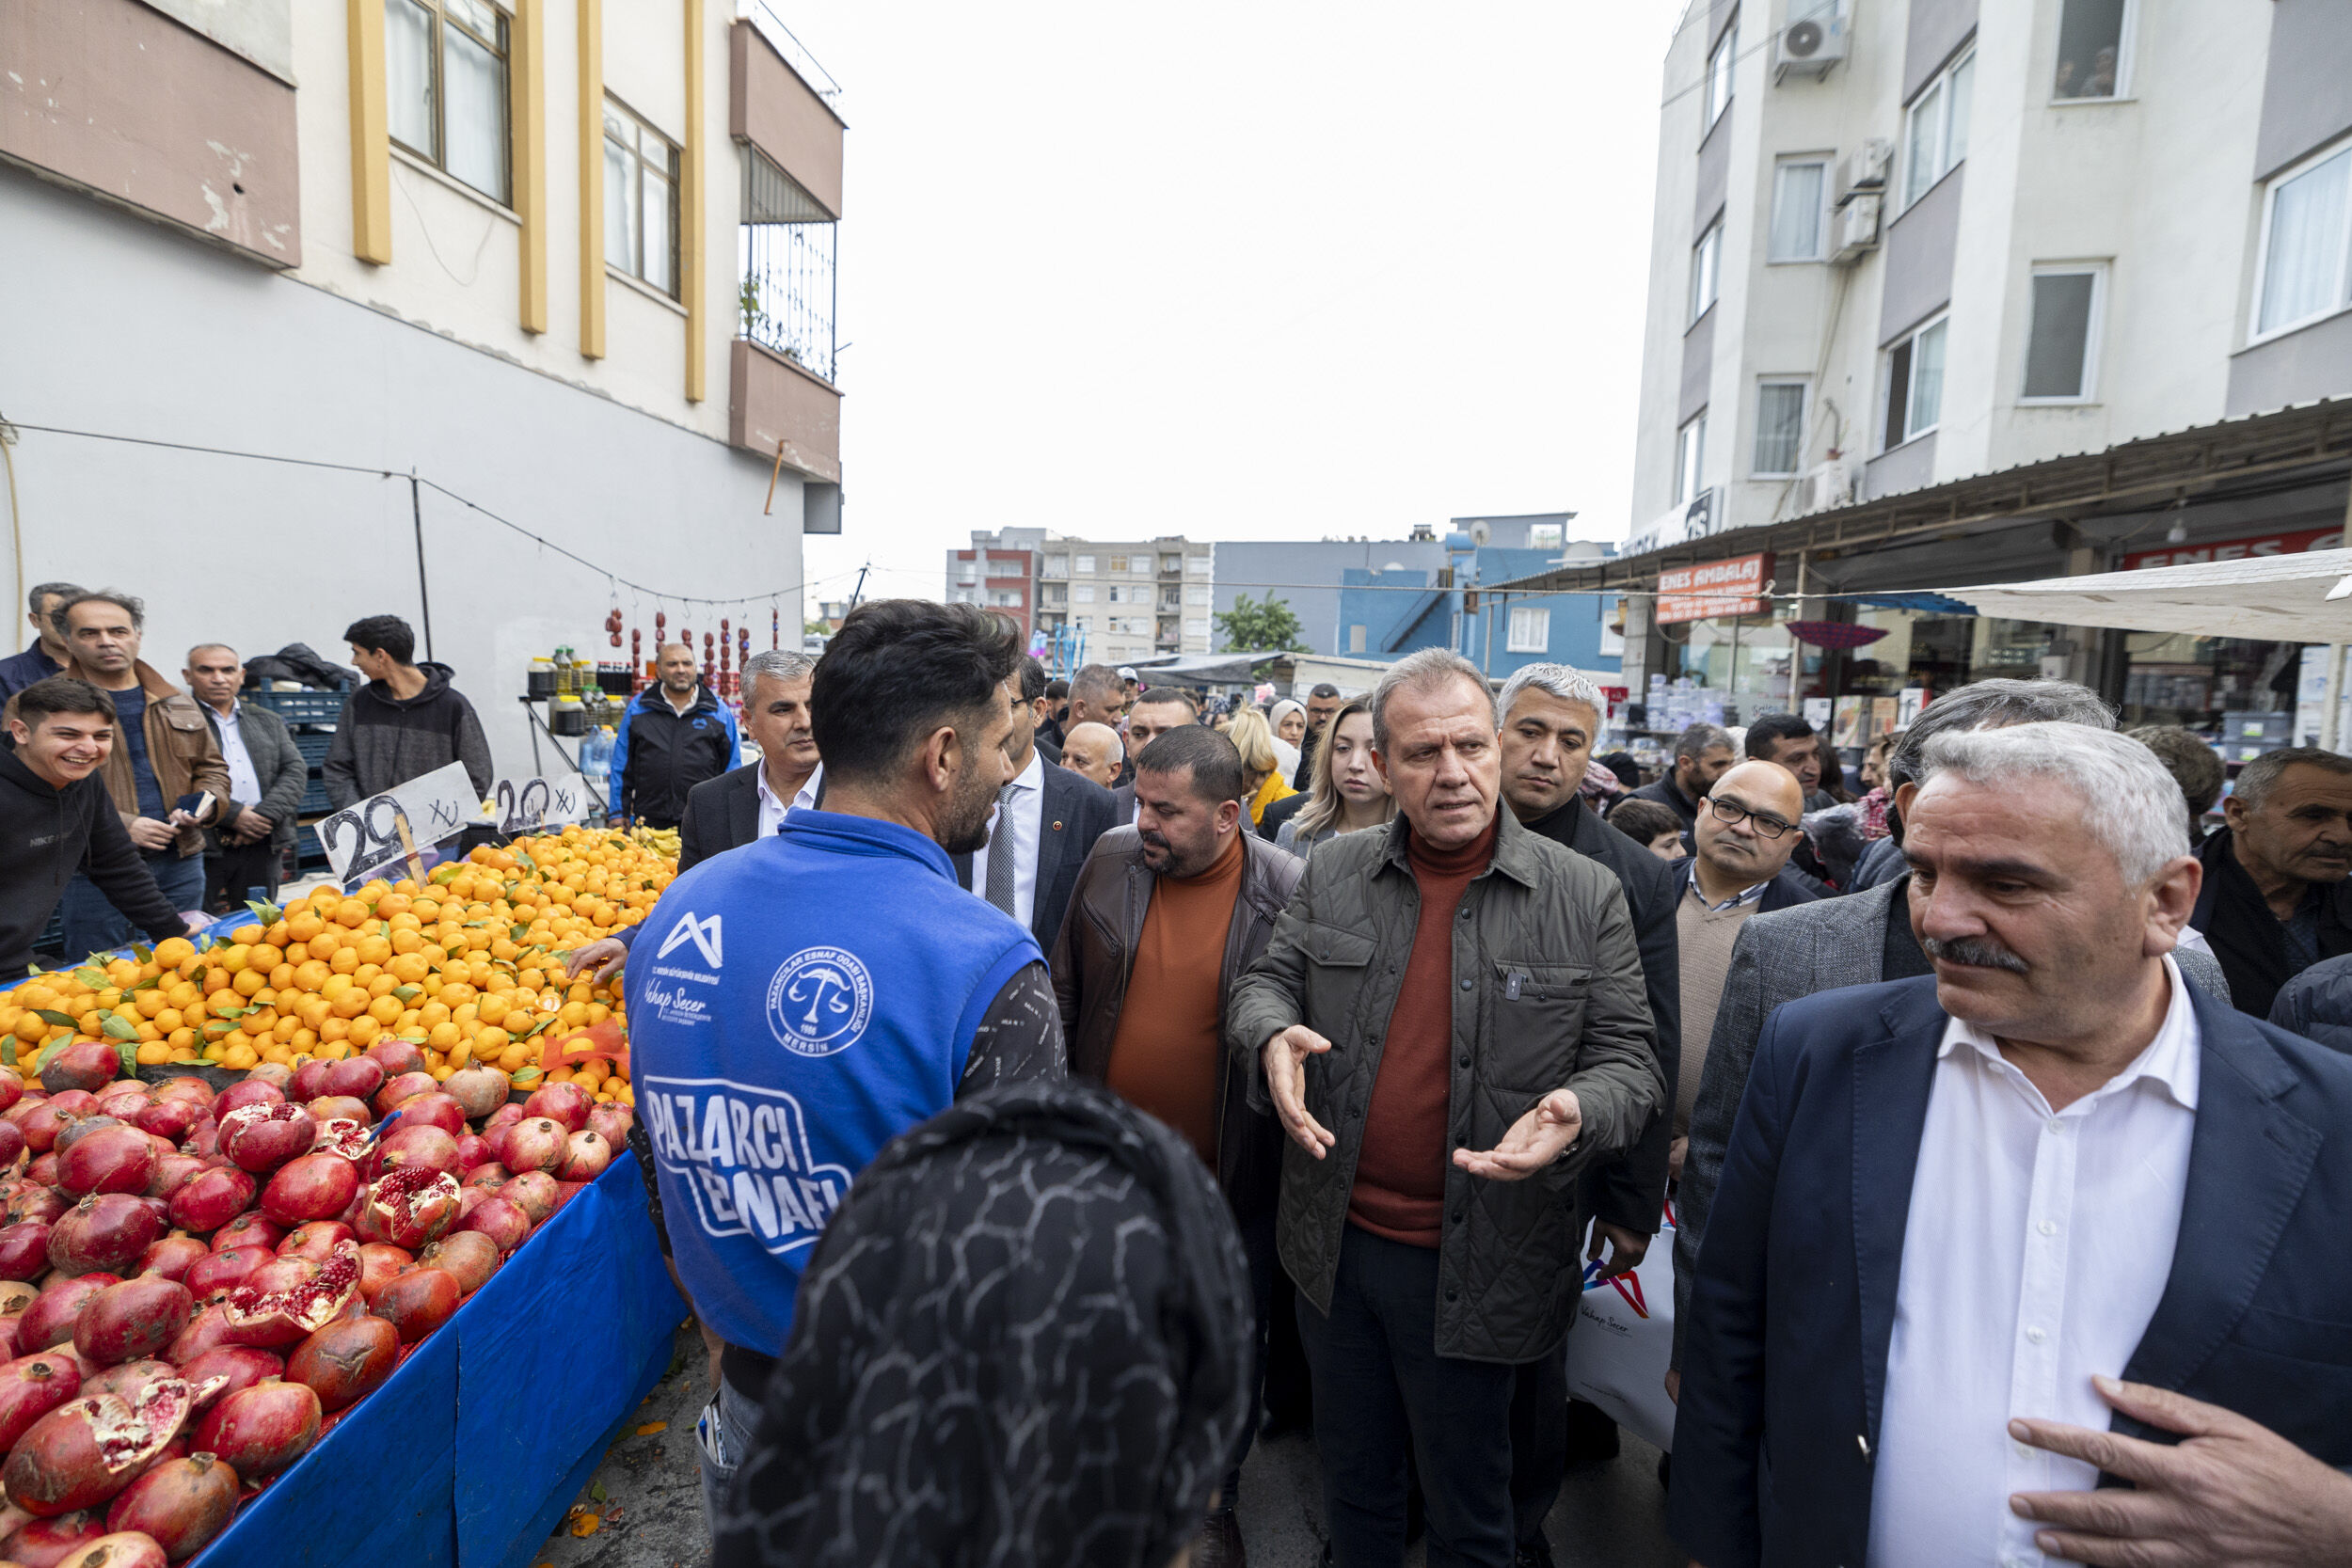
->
xmin=1655 ymin=552 xmax=1775 ymax=625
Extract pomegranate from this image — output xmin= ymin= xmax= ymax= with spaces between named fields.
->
xmin=136 ymin=1234 xmax=211 ymax=1285
xmin=363 ymin=1039 xmax=426 ymax=1079
xmin=133 ymin=1100 xmax=199 ymax=1145
xmin=220 ymin=1243 xmax=361 ymax=1348
xmin=557 ymin=1131 xmax=612 ymax=1182
xmin=0 ymin=1067 xmax=23 ymax=1113
xmin=207 ymin=1213 xmax=282 ymax=1255
xmin=285 ymin=1060 xmax=333 ymax=1102
xmin=587 ymin=1101 xmax=634 ymax=1147
xmin=192 ymin=1379 xmax=318 ymax=1479
xmin=0 ymin=1352 xmax=83 ymax=1449
xmin=182 ymin=1118 xmax=217 ymax=1160
xmin=93 ymin=1087 xmax=149 ymax=1121
xmin=0 ymin=1219 xmax=53 ymax=1279
xmin=0 ymin=1117 xmax=26 ymax=1167
xmin=209 ymin=1081 xmax=281 ymax=1119
xmin=274 ymin=1223 xmax=355 ymax=1263
xmin=442 ymin=1066 xmax=509 ymax=1122
xmin=160 ymin=1307 xmax=233 ymax=1367
xmin=50 ymin=1530 xmax=167 ymax=1568
xmin=453 ymin=1187 xmax=489 ymax=1224
xmin=391 ymin=1093 xmax=465 ymax=1140
xmin=305 ymin=1096 xmax=372 ymax=1127
xmin=181 ymin=1246 xmax=271 ymax=1303
xmin=27 ymin=1149 xmax=61 ymax=1185
xmin=171 ymin=1346 xmax=281 ymax=1407
xmin=158 ymin=1165 xmax=244 ymax=1243
xmin=0 ymin=1511 xmax=105 ymax=1567
xmin=318 ymin=1056 xmax=386 ymax=1103
xmin=104 ymin=1451 xmax=239 ymax=1561
xmin=354 ymin=1168 xmax=459 ymax=1251
xmin=143 ymin=1154 xmax=204 ymax=1200
xmin=37 ymin=1042 xmax=118 ymax=1096
xmin=455 ymin=1196 xmax=532 ymax=1256
xmin=3 ymin=1377 xmax=197 ymax=1513
xmin=73 ymin=1279 xmax=192 ymax=1366
xmin=354 ymin=1244 xmax=412 ymax=1306
xmin=372 ymin=1072 xmax=437 ymax=1119
xmin=484 ymin=1102 xmax=524 ymax=1133
xmin=56 ymin=1126 xmax=158 ymax=1199
xmin=0 ymin=1277 xmax=37 ymax=1314
xmin=374 ymin=1125 xmax=460 ymax=1179
xmin=19 ymin=1276 xmax=119 ymax=1353
xmin=372 ymin=1267 xmax=460 ymax=1344
xmin=285 ymin=1314 xmax=399 ymax=1413
xmin=49 ymin=1118 xmax=121 ymax=1161
xmin=501 ymin=1171 xmax=557 ymax=1224
xmin=523 ymin=1082 xmax=592 ymax=1133
xmin=500 ymin=1118 xmax=567 ymax=1176
xmin=245 ymin=1062 xmax=293 ymax=1090
xmin=259 ymin=1154 xmax=359 ymax=1227
xmin=84 ymin=1359 xmax=179 ymax=1404
xmin=450 ymin=1132 xmax=491 ymax=1171
xmin=551 ymin=1180 xmax=586 ymax=1215
xmin=9 ymin=1184 xmax=68 ymax=1226
xmin=216 ymin=1104 xmax=314 ymax=1176
xmin=13 ymin=1100 xmax=79 ymax=1156
xmin=310 ymin=1118 xmax=372 ymax=1164
xmin=461 ymin=1164 xmax=511 ymax=1191
xmin=152 ymin=1077 xmax=210 ymax=1107
xmin=416 ymin=1231 xmax=498 ymax=1294
xmin=48 ymin=1196 xmax=161 ymax=1277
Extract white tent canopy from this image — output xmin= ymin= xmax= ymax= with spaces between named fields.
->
xmin=1933 ymin=547 xmax=2352 ymax=643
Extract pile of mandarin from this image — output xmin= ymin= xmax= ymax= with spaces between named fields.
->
xmin=0 ymin=826 xmax=676 ymax=1107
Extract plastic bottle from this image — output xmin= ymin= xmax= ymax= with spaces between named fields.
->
xmin=579 ymin=724 xmax=614 ymax=777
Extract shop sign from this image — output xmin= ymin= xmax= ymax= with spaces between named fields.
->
xmin=1656 ymin=552 xmax=1773 ymax=625
xmin=2121 ymin=526 xmax=2342 ymax=572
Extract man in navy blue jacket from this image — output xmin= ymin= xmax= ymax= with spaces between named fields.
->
xmin=1672 ymin=722 xmax=2352 ymax=1568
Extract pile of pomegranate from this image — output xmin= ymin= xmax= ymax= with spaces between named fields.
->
xmin=0 ymin=1037 xmax=631 ymax=1565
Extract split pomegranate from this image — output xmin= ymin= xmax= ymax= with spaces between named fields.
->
xmin=372 ymin=1266 xmax=461 ymax=1344
xmin=56 ymin=1125 xmax=158 ymax=1199
xmin=259 ymin=1154 xmax=360 ymax=1227
xmin=135 ymin=1235 xmax=211 ymax=1285
xmin=0 ymin=1510 xmax=105 ymax=1567
xmin=73 ymin=1279 xmax=193 ymax=1367
xmin=104 ymin=1451 xmax=240 ymax=1561
xmin=374 ymin=1125 xmax=460 ymax=1179
xmin=84 ymin=1359 xmax=178 ymax=1405
xmin=48 ymin=1196 xmax=162 ymax=1278
xmin=171 ymin=1345 xmax=281 ymax=1408
xmin=0 ymin=1351 xmax=83 ymax=1449
xmin=500 ymin=1118 xmax=568 ymax=1176
xmin=273 ymin=1223 xmax=354 ymax=1263
xmin=220 ymin=1243 xmax=361 ymax=1348
xmin=0 ymin=1220 xmax=54 ymax=1280
xmin=354 ymin=1168 xmax=459 ymax=1252
xmin=164 ymin=1167 xmax=253 ymax=1236
xmin=3 ymin=1377 xmax=197 ymax=1514
xmin=216 ymin=1103 xmax=315 ymax=1175
xmin=354 ymin=1244 xmax=413 ymax=1306
xmin=19 ymin=1276 xmax=120 ymax=1353
xmin=310 ymin=1119 xmax=373 ymax=1164
xmin=416 ymin=1231 xmax=499 ymax=1294
xmin=557 ymin=1131 xmax=612 ymax=1182
xmin=192 ymin=1378 xmax=319 ymax=1479
xmin=285 ymin=1314 xmax=400 ymax=1413
xmin=454 ymin=1196 xmax=532 ymax=1256
xmin=181 ymin=1246 xmax=272 ymax=1304
xmin=37 ymin=1041 xmax=119 ymax=1096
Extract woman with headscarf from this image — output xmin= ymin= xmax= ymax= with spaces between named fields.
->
xmin=1275 ymin=699 xmax=1391 ymax=853
xmin=1265 ymin=698 xmax=1306 ymax=781
xmin=713 ymin=1081 xmax=1255 ymax=1568
xmin=1224 ymin=709 xmax=1296 ymax=828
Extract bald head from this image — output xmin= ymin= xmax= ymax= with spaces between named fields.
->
xmin=657 ymin=642 xmax=700 ymax=696
xmin=1060 ymin=721 xmax=1123 ymax=789
xmin=1693 ymin=758 xmax=1807 ymax=895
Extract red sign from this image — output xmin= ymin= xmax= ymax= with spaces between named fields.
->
xmin=2121 ymin=526 xmax=2342 ymax=572
xmin=1656 ymin=552 xmax=1774 ymax=625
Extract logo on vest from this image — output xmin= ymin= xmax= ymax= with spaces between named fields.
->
xmin=643 ymin=1076 xmax=851 ymax=1256
xmin=658 ymin=911 xmax=723 ymax=969
xmin=765 ymin=946 xmax=873 ymax=1057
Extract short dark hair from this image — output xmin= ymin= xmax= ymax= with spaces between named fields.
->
xmin=812 ymin=600 xmax=1024 ymax=786
xmin=1674 ymin=721 xmax=1732 ymax=762
xmin=1309 ymin=683 xmax=1342 ymax=700
xmin=1132 ymin=687 xmax=1199 ymax=719
xmin=1137 ymin=724 xmax=1246 ymax=806
xmin=1608 ymin=797 xmax=1683 ymax=846
xmin=1016 ymin=657 xmax=1048 ymax=705
xmin=55 ymin=591 xmax=144 ymax=635
xmin=27 ymin=582 xmax=82 ymax=616
xmin=343 ymin=614 xmax=417 ymax=664
xmin=1745 ymin=712 xmax=1816 ymax=759
xmin=1044 ymin=678 xmax=1069 ymax=702
xmin=2127 ymin=725 xmax=2225 ymax=818
xmin=12 ymin=675 xmax=116 ymax=731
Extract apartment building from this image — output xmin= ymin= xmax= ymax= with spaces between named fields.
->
xmin=949 ymin=531 xmax=1216 ymax=671
xmin=1520 ymin=0 xmax=2352 ymax=732
xmin=945 ymin=542 xmax=1036 ymax=642
xmin=0 ymin=0 xmax=844 ymax=773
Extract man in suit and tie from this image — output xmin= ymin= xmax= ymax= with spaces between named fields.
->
xmin=956 ymin=662 xmax=1118 ymax=952
xmin=1671 ymin=722 xmax=2352 ymax=1568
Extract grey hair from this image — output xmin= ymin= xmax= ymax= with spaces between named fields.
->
xmin=1888 ymin=678 xmax=2112 ymax=788
xmin=1070 ymin=662 xmax=1122 ymax=704
xmin=1370 ymin=648 xmax=1496 ymax=752
xmin=26 ymin=582 xmax=82 ymax=616
xmin=1674 ymin=721 xmax=1733 ymax=761
xmin=1496 ymin=663 xmax=1605 ymax=726
xmin=1917 ymin=722 xmax=2189 ymax=887
xmin=2233 ymin=746 xmax=2352 ymax=812
xmin=742 ymin=649 xmax=816 ymax=699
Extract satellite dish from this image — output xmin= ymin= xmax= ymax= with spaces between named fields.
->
xmin=1784 ymin=18 xmax=1825 ymax=55
xmin=1469 ymin=520 xmax=1492 ymax=546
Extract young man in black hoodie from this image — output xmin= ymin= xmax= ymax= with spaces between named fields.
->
xmin=0 ymin=677 xmax=194 ymax=972
xmin=324 ymin=615 xmax=495 ymax=809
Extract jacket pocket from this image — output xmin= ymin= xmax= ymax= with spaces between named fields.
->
xmin=1486 ymin=959 xmax=1590 ymax=1092
xmin=2228 ymin=1303 xmax=2352 ymax=1367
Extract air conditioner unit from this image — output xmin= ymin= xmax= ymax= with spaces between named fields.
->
xmin=1837 ymin=138 xmax=1893 ymax=205
xmin=1832 ymin=192 xmax=1883 ymax=261
xmin=1773 ymin=4 xmax=1849 ymax=81
xmin=1798 ymin=460 xmax=1856 ymax=515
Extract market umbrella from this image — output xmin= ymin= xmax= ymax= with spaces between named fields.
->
xmin=1785 ymin=621 xmax=1891 ymax=650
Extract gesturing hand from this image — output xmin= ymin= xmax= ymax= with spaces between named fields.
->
xmin=1453 ymin=1089 xmax=1582 ymax=1181
xmin=561 ymin=937 xmax=630 ymax=985
xmin=1262 ymin=1025 xmax=1336 ymax=1159
xmin=2008 ymin=1375 xmax=2352 ymax=1567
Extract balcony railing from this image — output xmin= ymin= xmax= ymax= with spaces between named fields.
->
xmin=737 ymin=1 xmax=842 ymax=103
xmin=739 ymin=147 xmax=835 ymax=383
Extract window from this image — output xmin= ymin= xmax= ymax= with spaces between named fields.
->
xmin=1348 ymin=625 xmax=1367 ymax=654
xmin=1044 ymin=554 xmax=1068 ymax=578
xmin=1074 ymin=554 xmax=1096 ymax=575
xmin=1161 ymin=555 xmax=1181 ymax=573
xmin=1108 ymin=554 xmax=1130 ymax=573
xmin=1903 ymin=51 xmax=1974 ymax=208
xmin=1703 ymin=14 xmax=1738 ymax=132
xmin=1186 ymin=554 xmax=1212 ymax=576
xmin=1043 ymin=584 xmax=1066 ymax=604
xmin=1883 ymin=316 xmax=1948 ymax=448
xmin=386 ymin=0 xmax=511 ymax=204
xmin=1184 ymin=582 xmax=1211 ymax=606
xmin=1674 ymin=413 xmax=1708 ymax=505
xmin=1106 ymin=585 xmax=1123 ymax=603
xmin=1507 ymin=608 xmax=1552 ymax=655
xmin=2022 ymin=264 xmax=2105 ymax=401
xmin=987 ymin=557 xmax=1025 ymax=578
xmin=957 ymin=562 xmax=977 ymax=585
xmin=1753 ymin=380 xmax=1808 ymax=476
xmin=1769 ymin=159 xmax=1828 ymax=262
xmin=602 ymin=98 xmax=678 ymax=295
xmin=1073 ymin=584 xmax=1096 ymax=603
xmin=739 ymin=150 xmax=838 ymax=380
xmin=2252 ymin=141 xmax=2352 ymax=341
xmin=1184 ymin=618 xmax=1210 ymax=639
xmin=1691 ymin=220 xmax=1723 ymax=323
xmin=2053 ymin=0 xmax=2130 ymax=102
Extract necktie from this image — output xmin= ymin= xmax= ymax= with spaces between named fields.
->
xmin=984 ymin=784 xmax=1018 ymax=916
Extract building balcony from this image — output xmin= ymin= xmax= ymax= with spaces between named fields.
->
xmin=729 ymin=337 xmax=839 ymax=483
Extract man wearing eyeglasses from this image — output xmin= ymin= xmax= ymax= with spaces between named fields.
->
xmin=1665 ymin=760 xmax=1818 ymax=1182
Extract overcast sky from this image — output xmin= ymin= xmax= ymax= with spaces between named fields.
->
xmin=783 ymin=2 xmax=1689 ymax=611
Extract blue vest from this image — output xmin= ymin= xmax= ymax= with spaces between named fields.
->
xmin=626 ymin=809 xmax=1041 ymax=1354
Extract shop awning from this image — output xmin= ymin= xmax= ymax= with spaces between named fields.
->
xmin=1126 ymin=650 xmax=1288 ymax=686
xmin=1932 ymin=548 xmax=2352 ymax=642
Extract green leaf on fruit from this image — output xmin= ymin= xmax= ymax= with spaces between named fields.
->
xmin=245 ymin=900 xmax=283 ymax=924
xmin=509 ymin=924 xmax=530 ymax=942
xmin=131 ymin=944 xmax=154 ymax=963
xmin=98 ymin=1015 xmax=138 ymax=1042
xmin=392 ymin=986 xmax=421 ymax=1003
xmin=1 ymin=1039 xmax=15 ymax=1068
xmin=115 ymin=1043 xmax=137 ymax=1078
xmin=32 ymin=1037 xmax=72 ymax=1075
xmin=73 ymin=967 xmax=104 ymax=990
xmin=32 ymin=1011 xmax=74 ymax=1029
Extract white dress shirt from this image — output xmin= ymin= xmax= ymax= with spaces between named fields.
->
xmin=1868 ymin=956 xmax=2199 ymax=1568
xmin=212 ymin=704 xmax=263 ymax=814
xmin=755 ymin=761 xmax=823 ymax=842
xmin=968 ymin=747 xmax=1045 ymax=929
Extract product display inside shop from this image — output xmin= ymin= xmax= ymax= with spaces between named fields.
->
xmin=0 ymin=828 xmax=685 ymax=1567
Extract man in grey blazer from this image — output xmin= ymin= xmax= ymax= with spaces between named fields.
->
xmin=1669 ymin=678 xmax=2233 ymax=1378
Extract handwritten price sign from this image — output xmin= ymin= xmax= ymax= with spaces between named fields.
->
xmin=313 ymin=762 xmax=477 ymax=886
xmin=489 ymin=776 xmax=592 ymax=835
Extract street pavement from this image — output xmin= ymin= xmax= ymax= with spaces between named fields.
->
xmin=528 ymin=1323 xmax=1686 ymax=1568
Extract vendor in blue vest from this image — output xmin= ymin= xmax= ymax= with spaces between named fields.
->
xmin=626 ymin=597 xmax=1067 ymax=1536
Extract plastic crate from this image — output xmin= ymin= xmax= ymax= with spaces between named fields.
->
xmin=301 ymin=775 xmax=332 ymax=815
xmin=249 ymin=688 xmax=350 ymax=726
xmin=293 ymin=731 xmax=336 ymax=767
xmin=294 ymin=823 xmax=327 ymax=870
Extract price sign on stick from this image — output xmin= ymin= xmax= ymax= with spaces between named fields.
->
xmin=489 ymin=776 xmax=592 ymax=835
xmin=313 ymin=762 xmax=477 ymax=886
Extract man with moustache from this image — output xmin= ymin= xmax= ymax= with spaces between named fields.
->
xmin=2190 ymin=746 xmax=2352 ymax=1017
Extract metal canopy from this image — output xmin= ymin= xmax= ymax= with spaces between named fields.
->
xmin=1931 ymin=548 xmax=2352 ymax=643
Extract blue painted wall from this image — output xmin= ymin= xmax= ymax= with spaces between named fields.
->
xmin=1335 ymin=545 xmax=1622 ymax=678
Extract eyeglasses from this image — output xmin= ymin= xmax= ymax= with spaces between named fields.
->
xmin=1704 ymin=796 xmax=1795 ymax=839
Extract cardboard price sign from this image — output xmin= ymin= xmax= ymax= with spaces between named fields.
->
xmin=313 ymin=762 xmax=477 ymax=886
xmin=489 ymin=776 xmax=592 ymax=835
xmin=539 ymin=1017 xmax=628 ymax=1078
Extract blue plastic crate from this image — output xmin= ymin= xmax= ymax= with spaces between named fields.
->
xmin=250 ymin=687 xmax=350 ymax=726
xmin=301 ymin=775 xmax=332 ymax=815
xmin=293 ymin=731 xmax=336 ymax=766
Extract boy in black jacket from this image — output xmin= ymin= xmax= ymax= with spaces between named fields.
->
xmin=0 ymin=677 xmax=193 ymax=971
